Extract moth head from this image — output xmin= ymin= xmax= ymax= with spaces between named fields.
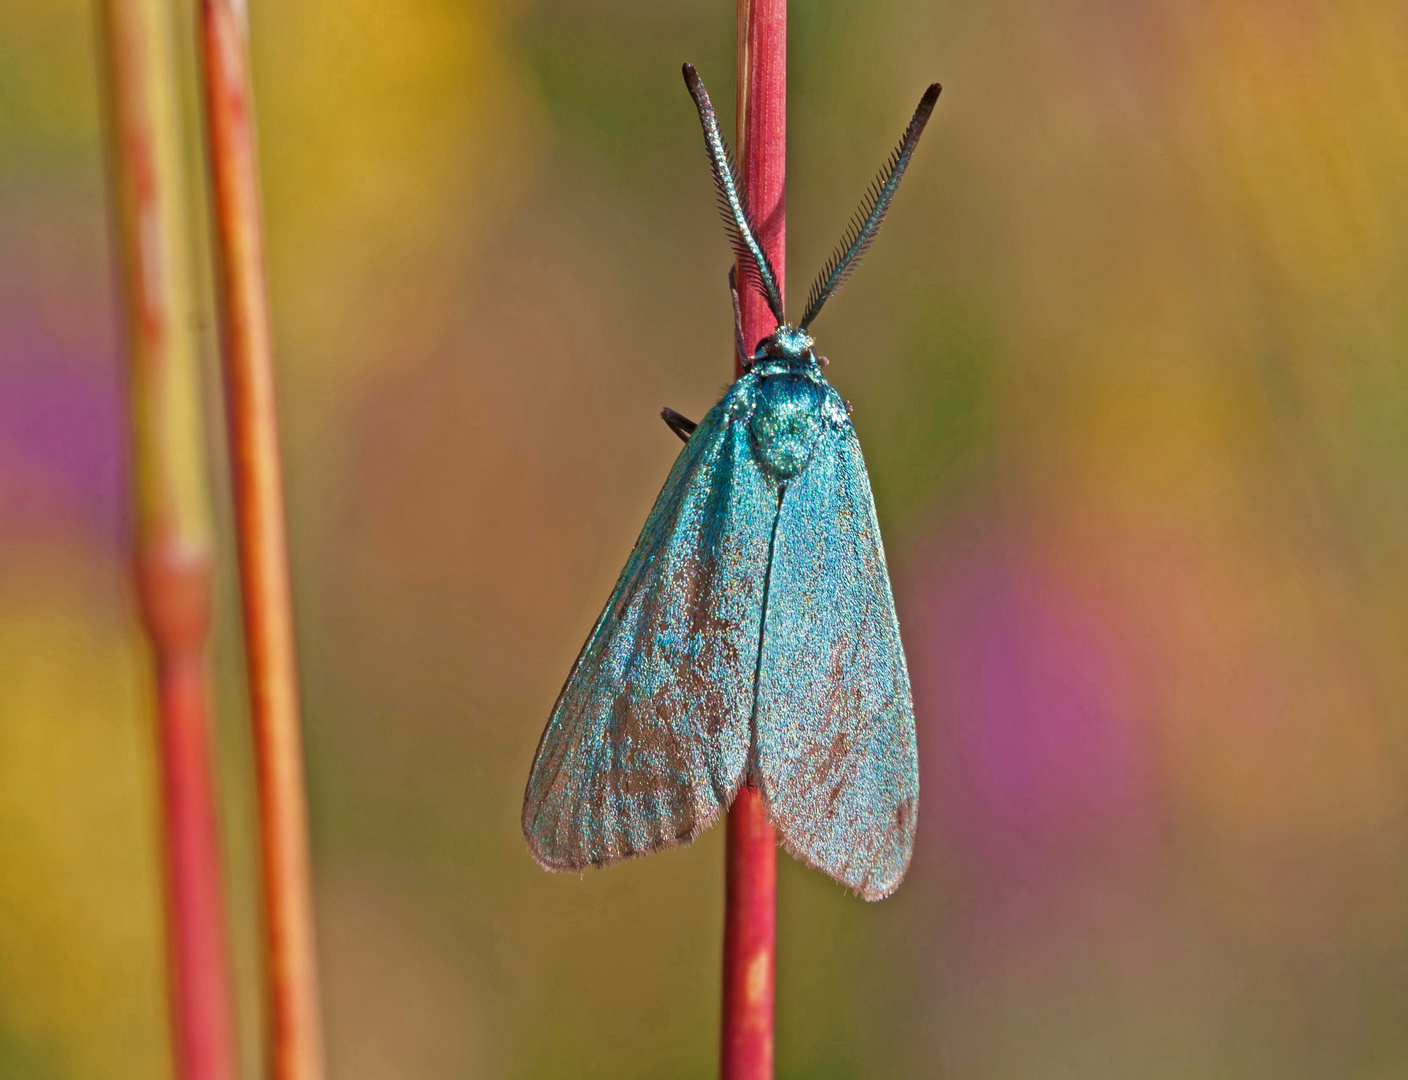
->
xmin=759 ymin=325 xmax=813 ymax=360
xmin=748 ymin=325 xmax=821 ymax=377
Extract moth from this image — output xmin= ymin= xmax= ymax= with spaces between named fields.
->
xmin=523 ymin=63 xmax=940 ymax=900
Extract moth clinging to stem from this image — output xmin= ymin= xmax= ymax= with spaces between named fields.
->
xmin=523 ymin=63 xmax=941 ymax=900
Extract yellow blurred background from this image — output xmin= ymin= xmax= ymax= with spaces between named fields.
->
xmin=4 ymin=0 xmax=1408 ymax=1076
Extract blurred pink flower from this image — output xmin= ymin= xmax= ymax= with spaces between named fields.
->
xmin=0 ymin=318 xmax=126 ymax=544
xmin=905 ymin=524 xmax=1161 ymax=879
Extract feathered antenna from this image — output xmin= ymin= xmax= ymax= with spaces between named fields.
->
xmin=799 ymin=83 xmax=941 ymax=331
xmin=683 ymin=62 xmax=786 ymax=326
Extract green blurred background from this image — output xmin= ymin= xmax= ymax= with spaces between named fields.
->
xmin=5 ymin=0 xmax=1408 ymax=1076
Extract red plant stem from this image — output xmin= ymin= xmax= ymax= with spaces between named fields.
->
xmin=148 ymin=565 xmax=238 ymax=1080
xmin=721 ymin=2 xmax=785 ymax=1078
xmin=721 ymin=789 xmax=778 ymax=1078
xmin=734 ymin=0 xmax=787 ymax=369
xmin=197 ymin=4 xmax=326 ymax=1079
xmin=96 ymin=1 xmax=238 ymax=1077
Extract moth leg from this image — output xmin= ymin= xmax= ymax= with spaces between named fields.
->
xmin=661 ymin=407 xmax=698 ymax=443
xmin=729 ymin=266 xmax=748 ymax=368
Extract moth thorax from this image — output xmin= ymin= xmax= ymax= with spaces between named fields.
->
xmin=749 ymin=375 xmax=825 ymax=481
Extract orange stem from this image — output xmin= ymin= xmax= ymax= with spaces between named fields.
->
xmin=721 ymin=2 xmax=785 ymax=1078
xmin=96 ymin=1 xmax=238 ymax=1077
xmin=197 ymin=4 xmax=326 ymax=1078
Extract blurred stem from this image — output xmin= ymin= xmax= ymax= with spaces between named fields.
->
xmin=96 ymin=1 xmax=238 ymax=1078
xmin=196 ymin=3 xmax=326 ymax=1079
xmin=721 ymin=2 xmax=784 ymax=1078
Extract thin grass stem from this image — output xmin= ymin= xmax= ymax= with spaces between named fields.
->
xmin=196 ymin=4 xmax=326 ymax=1077
xmin=96 ymin=1 xmax=238 ymax=1076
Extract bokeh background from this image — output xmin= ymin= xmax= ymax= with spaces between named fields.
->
xmin=5 ymin=0 xmax=1408 ymax=1076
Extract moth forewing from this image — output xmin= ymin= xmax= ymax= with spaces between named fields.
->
xmin=522 ymin=391 xmax=770 ymax=870
xmin=752 ymin=396 xmax=918 ymax=900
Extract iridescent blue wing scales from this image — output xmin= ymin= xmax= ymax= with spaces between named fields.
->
xmin=753 ymin=387 xmax=918 ymax=900
xmin=524 ymin=378 xmax=775 ymax=870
